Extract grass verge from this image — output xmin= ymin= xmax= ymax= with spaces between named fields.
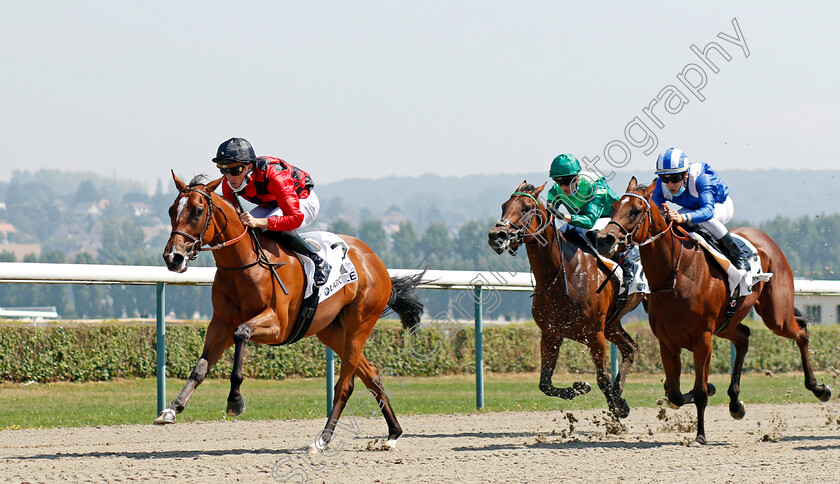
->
xmin=1 ymin=371 xmax=837 ymax=429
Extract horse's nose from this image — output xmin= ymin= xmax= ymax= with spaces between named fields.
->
xmin=488 ymin=228 xmax=507 ymax=244
xmin=596 ymin=233 xmax=616 ymax=255
xmin=487 ymin=227 xmax=509 ymax=253
xmin=163 ymin=250 xmax=186 ymax=272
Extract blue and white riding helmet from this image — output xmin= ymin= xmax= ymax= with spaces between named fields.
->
xmin=655 ymin=148 xmax=689 ymax=175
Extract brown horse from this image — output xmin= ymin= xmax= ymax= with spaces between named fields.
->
xmin=595 ymin=177 xmax=831 ymax=444
xmin=488 ymin=181 xmax=645 ymax=419
xmin=157 ymin=173 xmax=424 ymax=453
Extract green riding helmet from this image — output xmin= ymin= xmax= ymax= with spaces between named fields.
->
xmin=549 ymin=154 xmax=582 ymax=178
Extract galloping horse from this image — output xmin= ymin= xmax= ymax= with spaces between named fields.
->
xmin=596 ymin=177 xmax=831 ymax=444
xmin=488 ymin=181 xmax=645 ymax=419
xmin=158 ymin=173 xmax=424 ymax=453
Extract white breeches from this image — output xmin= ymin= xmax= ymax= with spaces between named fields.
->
xmin=250 ymin=191 xmax=320 ymax=230
xmin=678 ymin=196 xmax=734 ymax=239
xmin=559 ymin=217 xmax=611 ymax=234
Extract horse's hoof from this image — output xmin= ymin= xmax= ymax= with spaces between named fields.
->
xmin=707 ymin=383 xmax=716 ymax=397
xmin=695 ymin=434 xmax=707 ymax=445
xmin=307 ymin=436 xmax=328 ymax=455
xmin=385 ymin=439 xmax=398 ymax=451
xmin=573 ymin=381 xmax=592 ymax=395
xmin=226 ymin=398 xmax=246 ymax=417
xmin=729 ymin=400 xmax=746 ymax=420
xmin=816 ymin=384 xmax=832 ymax=402
xmin=617 ymin=399 xmax=631 ymax=419
xmin=611 ymin=398 xmax=630 ymax=419
xmin=154 ymin=408 xmax=176 ymax=425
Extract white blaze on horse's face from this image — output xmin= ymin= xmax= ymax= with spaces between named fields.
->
xmin=162 ymin=194 xmax=195 ymax=273
xmin=176 ymin=197 xmax=188 ymax=220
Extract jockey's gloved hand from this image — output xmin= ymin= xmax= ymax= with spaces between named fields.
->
xmin=665 ymin=210 xmax=686 ymax=224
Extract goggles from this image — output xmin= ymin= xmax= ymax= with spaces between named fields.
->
xmin=219 ymin=164 xmax=248 ymax=176
xmin=552 ymin=175 xmax=576 ymax=186
xmin=659 ymin=173 xmax=685 ymax=184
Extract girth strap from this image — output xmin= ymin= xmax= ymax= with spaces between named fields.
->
xmin=714 ymin=287 xmax=741 ymax=336
xmin=272 ymin=290 xmax=319 ymax=346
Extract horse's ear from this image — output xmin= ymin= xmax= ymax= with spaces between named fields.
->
xmin=172 ymin=170 xmax=187 ymax=191
xmin=534 ymin=182 xmax=546 ymax=196
xmin=625 ymin=176 xmax=637 ymax=193
xmin=516 ymin=180 xmax=528 ymax=191
xmin=644 ymin=178 xmax=658 ymax=197
xmin=205 ymin=177 xmax=223 ymax=193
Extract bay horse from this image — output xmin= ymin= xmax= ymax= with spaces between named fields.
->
xmin=158 ymin=173 xmax=424 ymax=453
xmin=595 ymin=177 xmax=831 ymax=444
xmin=488 ymin=181 xmax=645 ymax=420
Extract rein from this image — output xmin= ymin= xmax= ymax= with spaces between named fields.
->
xmin=529 ymin=222 xmax=569 ymax=298
xmin=499 ymin=191 xmax=569 ymax=297
xmin=169 ymin=187 xmax=288 ymax=294
xmin=494 ymin=191 xmax=554 ymax=250
xmin=169 ymin=187 xmax=246 ymax=261
xmin=229 ymin=191 xmax=289 ymax=295
xmin=609 ymin=191 xmax=689 ymax=294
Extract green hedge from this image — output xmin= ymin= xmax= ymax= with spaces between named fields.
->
xmin=1 ymin=320 xmax=838 ymax=383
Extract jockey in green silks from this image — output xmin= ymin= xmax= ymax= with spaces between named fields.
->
xmin=545 ymin=154 xmax=642 ymax=291
xmin=546 ymin=154 xmax=619 ymax=231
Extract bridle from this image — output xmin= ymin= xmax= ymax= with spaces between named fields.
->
xmin=605 ymin=191 xmax=688 ymax=293
xmin=494 ymin=191 xmax=554 ymax=252
xmin=603 ymin=192 xmax=673 ymax=248
xmin=496 ymin=190 xmax=571 ymax=296
xmin=169 ymin=187 xmax=248 ymax=261
xmin=168 ymin=185 xmax=289 ymax=294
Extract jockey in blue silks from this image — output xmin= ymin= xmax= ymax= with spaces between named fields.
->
xmin=650 ymin=147 xmax=748 ymax=270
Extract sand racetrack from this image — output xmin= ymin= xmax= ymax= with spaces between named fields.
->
xmin=2 ymin=401 xmax=839 ymax=483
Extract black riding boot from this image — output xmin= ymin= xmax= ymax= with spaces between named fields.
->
xmin=266 ymin=230 xmax=331 ymax=286
xmin=612 ymin=250 xmax=636 ymax=288
xmin=717 ymin=233 xmax=749 ymax=271
xmin=619 ymin=252 xmax=635 ymax=287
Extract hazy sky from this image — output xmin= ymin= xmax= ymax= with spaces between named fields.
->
xmin=3 ymin=2 xmax=838 ymax=193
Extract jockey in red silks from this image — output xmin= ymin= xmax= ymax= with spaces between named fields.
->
xmin=214 ymin=137 xmax=330 ymax=286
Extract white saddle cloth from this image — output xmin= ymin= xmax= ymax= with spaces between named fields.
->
xmin=688 ymin=232 xmax=773 ymax=296
xmin=298 ymin=231 xmax=359 ymax=302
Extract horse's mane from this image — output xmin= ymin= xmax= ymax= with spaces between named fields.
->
xmin=635 ymin=183 xmax=650 ymax=191
xmin=189 ymin=174 xmax=209 ymax=187
xmin=184 ymin=173 xmax=234 ymax=209
xmin=520 ymin=183 xmax=537 ymax=192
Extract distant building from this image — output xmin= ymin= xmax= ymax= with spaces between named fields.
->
xmin=0 ymin=243 xmax=41 ymax=260
xmin=85 ymin=199 xmax=111 ymax=215
xmin=0 ymin=222 xmax=17 ymax=242
xmin=127 ymin=202 xmax=151 ymax=217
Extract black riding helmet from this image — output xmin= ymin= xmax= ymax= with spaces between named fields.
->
xmin=212 ymin=138 xmax=258 ymax=165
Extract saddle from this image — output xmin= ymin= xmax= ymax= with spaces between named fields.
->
xmin=271 ymin=231 xmax=359 ymax=346
xmin=685 ymin=228 xmax=772 ymax=297
xmin=693 ymin=228 xmax=751 ymax=264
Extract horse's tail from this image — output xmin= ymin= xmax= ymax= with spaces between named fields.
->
xmin=794 ymin=307 xmax=807 ymax=330
xmin=386 ymin=269 xmax=426 ymax=330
